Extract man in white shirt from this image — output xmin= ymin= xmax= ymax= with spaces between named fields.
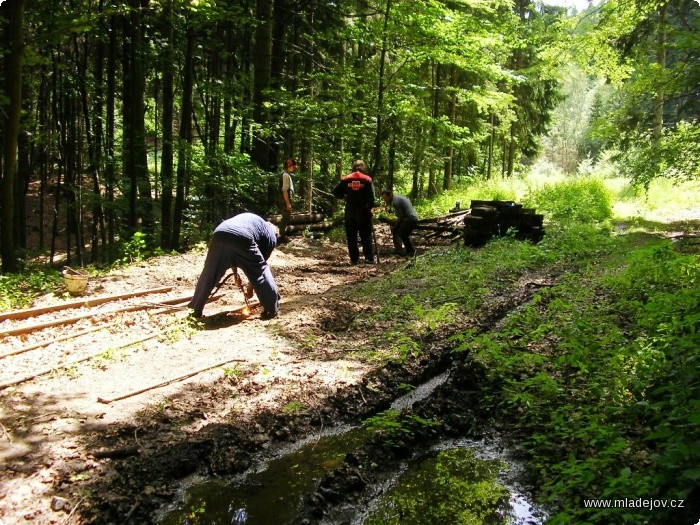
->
xmin=279 ymin=158 xmax=297 ymax=239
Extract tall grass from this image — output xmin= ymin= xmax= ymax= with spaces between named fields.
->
xmin=410 ymin=157 xmax=700 ymax=224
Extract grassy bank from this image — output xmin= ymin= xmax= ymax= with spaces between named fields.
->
xmin=353 ymin=174 xmax=699 ymax=524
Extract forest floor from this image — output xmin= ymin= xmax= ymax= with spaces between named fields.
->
xmin=1 ymin=207 xmax=699 ymax=525
xmin=0 ymin=224 xmax=466 ymax=525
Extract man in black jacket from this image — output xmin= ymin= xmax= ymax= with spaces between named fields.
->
xmin=332 ymin=159 xmax=376 ymax=264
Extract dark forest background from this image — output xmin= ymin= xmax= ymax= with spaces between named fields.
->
xmin=1 ymin=0 xmax=697 ymax=271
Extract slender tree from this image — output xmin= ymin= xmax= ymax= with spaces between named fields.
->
xmin=160 ymin=0 xmax=175 ymax=250
xmin=0 ymin=0 xmax=27 ymax=273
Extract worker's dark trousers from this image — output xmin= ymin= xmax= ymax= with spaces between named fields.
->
xmin=392 ymin=218 xmax=418 ymax=255
xmin=188 ymin=231 xmax=280 ymax=316
xmin=279 ymin=194 xmax=292 ymax=237
xmin=344 ymin=212 xmax=374 ymax=263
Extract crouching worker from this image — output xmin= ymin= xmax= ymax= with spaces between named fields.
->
xmin=188 ymin=212 xmax=281 ymax=320
xmin=381 ymin=190 xmax=419 ymax=256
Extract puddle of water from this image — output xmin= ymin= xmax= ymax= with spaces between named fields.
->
xmin=390 ymin=370 xmax=450 ymax=411
xmin=355 ymin=440 xmax=547 ymax=525
xmin=159 ymin=370 xmax=546 ymax=525
xmin=362 ymin=448 xmax=508 ymax=525
xmin=158 ymin=426 xmax=365 ymax=525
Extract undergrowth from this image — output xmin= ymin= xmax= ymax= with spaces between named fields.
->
xmin=351 ymin=176 xmax=699 ymax=524
xmin=460 ymin=237 xmax=700 ymax=524
xmin=0 ymin=264 xmax=63 ymax=310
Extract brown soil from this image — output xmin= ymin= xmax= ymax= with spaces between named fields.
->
xmin=2 ymin=208 xmax=699 ymax=525
xmin=0 ymin=227 xmax=453 ymax=525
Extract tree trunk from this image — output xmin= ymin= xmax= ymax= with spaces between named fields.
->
xmin=427 ymin=62 xmax=441 ymax=197
xmin=122 ymin=0 xmax=153 ymax=237
xmin=75 ymin=31 xmax=105 ymax=263
xmin=652 ymin=4 xmax=666 ymax=141
xmin=443 ymin=72 xmax=456 ymax=190
xmin=252 ymin=0 xmax=273 ymax=170
xmin=160 ymin=0 xmax=175 ymax=250
xmin=410 ymin=123 xmax=425 ymax=200
xmin=105 ymin=13 xmax=117 ymax=252
xmin=0 ymin=0 xmax=26 ymax=273
xmin=487 ymin=112 xmax=495 ymax=179
xmin=506 ymin=125 xmax=516 ymax=177
xmin=270 ymin=0 xmax=289 ymax=170
xmin=172 ymin=25 xmax=194 ymax=250
xmin=371 ymin=0 xmax=392 ymax=185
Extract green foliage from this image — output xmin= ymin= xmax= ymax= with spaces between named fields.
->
xmin=0 ymin=265 xmax=63 ymax=311
xmin=526 ymin=176 xmax=613 ymax=225
xmin=466 ymin=235 xmax=699 ymax=523
xmin=364 ymin=448 xmax=509 ymax=525
xmin=163 ymin=315 xmax=201 ymax=343
xmin=118 ymin=232 xmax=149 ymax=264
xmin=618 ymin=121 xmax=700 ymax=189
xmin=116 ymin=231 xmax=170 ymax=266
xmin=363 ymin=409 xmax=440 ymax=449
xmin=222 ymin=364 xmax=244 ymax=380
xmin=282 ymin=401 xmax=306 ymax=415
xmin=412 ymin=179 xmax=519 ymax=219
xmin=576 ymin=0 xmax=700 ymax=189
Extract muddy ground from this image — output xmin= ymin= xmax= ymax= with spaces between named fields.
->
xmin=1 ymin=224 xmax=493 ymax=525
xmin=2 ymin=208 xmax=698 ymax=525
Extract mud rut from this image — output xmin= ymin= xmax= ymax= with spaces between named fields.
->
xmin=0 ymin=231 xmax=556 ymax=525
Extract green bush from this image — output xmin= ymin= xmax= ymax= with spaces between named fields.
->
xmin=526 ymin=176 xmax=613 ymax=225
xmin=0 ymin=266 xmax=62 ymax=311
xmin=466 ymin=236 xmax=699 ymax=524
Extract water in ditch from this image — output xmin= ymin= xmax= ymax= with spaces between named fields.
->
xmin=158 ymin=372 xmax=546 ymax=525
xmin=158 ymin=425 xmax=365 ymax=525
xmin=352 ymin=439 xmax=547 ymax=525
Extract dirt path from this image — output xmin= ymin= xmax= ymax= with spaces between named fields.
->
xmin=0 ymin=228 xmax=425 ymax=525
xmin=4 ymin=208 xmax=697 ymax=524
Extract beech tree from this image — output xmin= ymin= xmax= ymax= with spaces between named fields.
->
xmin=0 ymin=0 xmax=568 ymax=270
xmin=579 ymin=0 xmax=700 ymax=186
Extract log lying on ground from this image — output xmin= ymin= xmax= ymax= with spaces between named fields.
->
xmin=96 ymin=356 xmax=246 ymax=404
xmin=410 ymin=211 xmax=470 ymax=240
xmin=0 ymin=286 xmax=173 ymax=322
xmin=0 ymin=332 xmax=162 ymax=390
xmin=0 ymin=293 xmax=213 ymax=338
xmin=0 ymin=325 xmax=111 ymax=360
xmin=267 ymin=212 xmax=326 ymax=225
xmin=417 ymin=209 xmax=470 ymax=224
xmin=285 ymin=218 xmax=343 ymax=233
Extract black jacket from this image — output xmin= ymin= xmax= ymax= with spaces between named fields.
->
xmin=332 ymin=172 xmax=376 ymax=214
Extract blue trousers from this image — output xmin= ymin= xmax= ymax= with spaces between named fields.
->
xmin=189 ymin=232 xmax=280 ymax=316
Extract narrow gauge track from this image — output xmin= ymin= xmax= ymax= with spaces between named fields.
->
xmin=0 ymin=285 xmax=245 ymax=393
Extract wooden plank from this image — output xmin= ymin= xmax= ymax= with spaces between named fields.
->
xmin=96 ymin=356 xmax=246 ymax=404
xmin=285 ymin=219 xmax=342 ymax=233
xmin=417 ymin=209 xmax=469 ymax=224
xmin=0 ymin=332 xmax=161 ymax=390
xmin=0 ymin=293 xmax=198 ymax=338
xmin=0 ymin=325 xmax=111 ymax=360
xmin=0 ymin=294 xmax=225 ymax=359
xmin=267 ymin=212 xmax=326 ymax=225
xmin=0 ymin=286 xmax=173 ymax=322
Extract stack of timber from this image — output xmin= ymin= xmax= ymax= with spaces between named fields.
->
xmin=267 ymin=212 xmax=342 ymax=235
xmin=413 ymin=210 xmax=470 ymax=241
xmin=464 ymin=200 xmax=544 ymax=247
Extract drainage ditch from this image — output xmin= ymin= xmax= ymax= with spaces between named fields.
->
xmin=158 ymin=368 xmax=547 ymax=525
